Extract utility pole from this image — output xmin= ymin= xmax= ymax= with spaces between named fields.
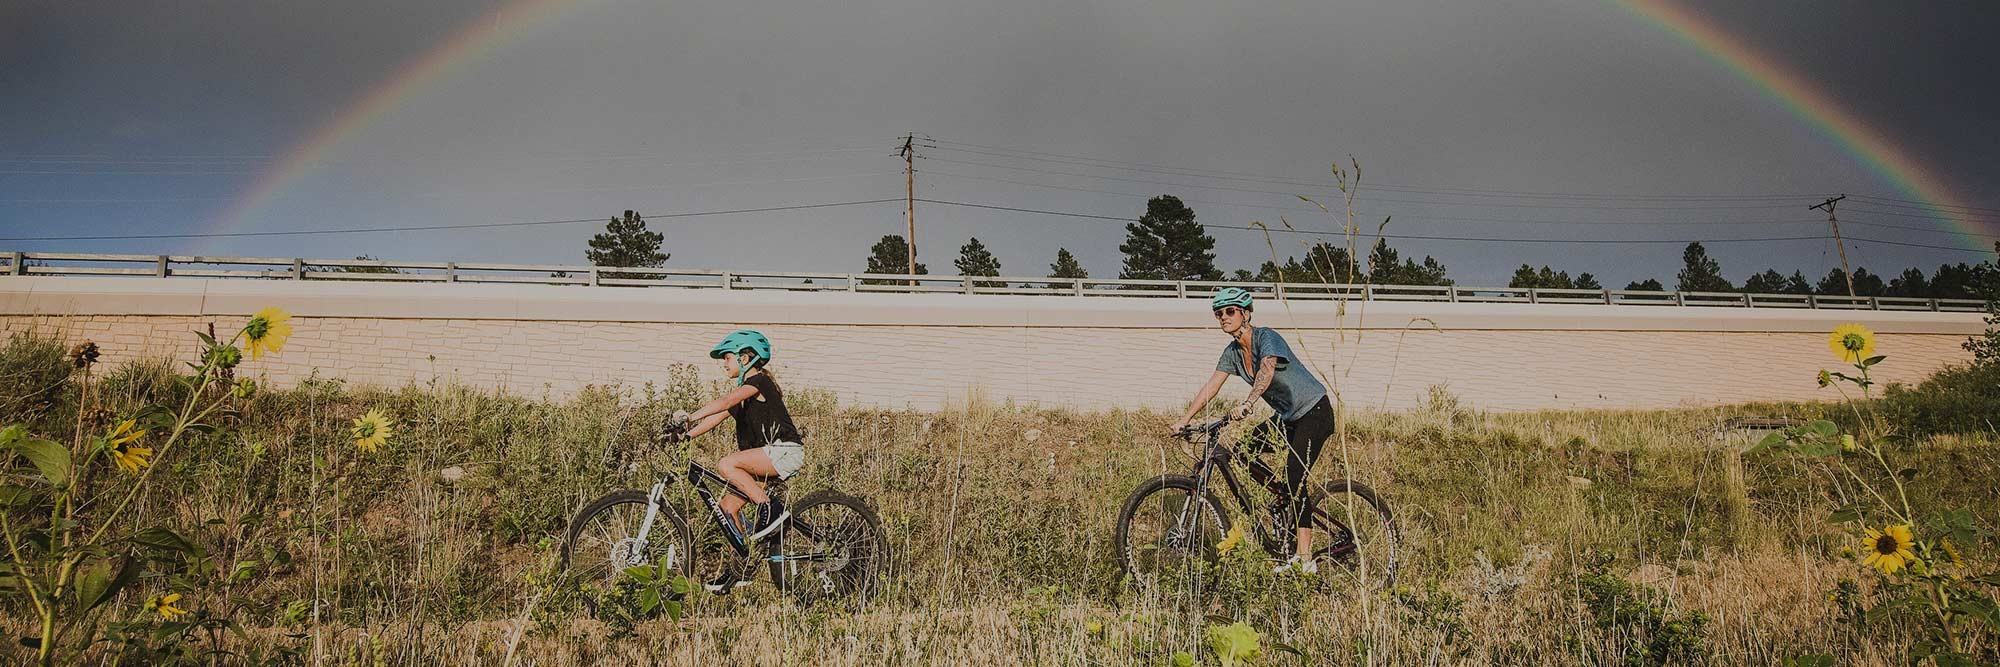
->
xmin=899 ymin=134 xmax=917 ymax=282
xmin=1812 ymin=194 xmax=1853 ymax=297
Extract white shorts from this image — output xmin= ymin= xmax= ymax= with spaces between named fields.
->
xmin=763 ymin=441 xmax=806 ymax=480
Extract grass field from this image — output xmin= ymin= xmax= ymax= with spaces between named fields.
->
xmin=2 ymin=330 xmax=1997 ymax=665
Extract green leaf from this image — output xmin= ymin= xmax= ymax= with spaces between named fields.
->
xmin=74 ymin=560 xmax=111 ymax=613
xmin=5 ymin=434 xmax=69 ymax=487
xmin=1747 ymin=431 xmax=1788 ymax=454
xmin=1952 ymin=596 xmax=2000 ymax=629
xmin=0 ymin=425 xmax=24 ymax=447
xmin=0 ymin=485 xmax=34 ymax=507
xmin=1803 ymin=420 xmax=1839 ymax=438
xmin=1861 ymin=355 xmax=1886 ymax=368
xmin=1795 ymin=440 xmax=1842 ymax=457
xmin=1208 ymin=621 xmax=1261 ymax=667
xmin=131 ymin=526 xmax=201 ymax=557
xmin=638 ymin=587 xmax=661 ymax=615
xmin=1828 ymin=503 xmax=1866 ymax=524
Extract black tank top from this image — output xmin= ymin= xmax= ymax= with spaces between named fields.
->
xmin=728 ymin=372 xmax=801 ymax=450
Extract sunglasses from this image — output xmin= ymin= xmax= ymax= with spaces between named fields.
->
xmin=1212 ymin=306 xmax=1246 ymax=319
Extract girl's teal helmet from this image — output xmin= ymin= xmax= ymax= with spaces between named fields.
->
xmin=709 ymin=330 xmax=773 ymax=385
xmin=1211 ymin=287 xmax=1254 ymax=312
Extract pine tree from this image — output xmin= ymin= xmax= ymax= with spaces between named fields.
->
xmin=586 ymin=210 xmax=669 ymax=278
xmin=1674 ymin=242 xmax=1731 ymax=292
xmin=1625 ymin=278 xmax=1665 ymax=291
xmin=863 ymin=235 xmax=926 ymax=285
xmin=1886 ymin=268 xmax=1931 ymax=298
xmin=1965 ymin=243 xmax=2000 ymax=364
xmin=1046 ymin=248 xmax=1088 ymax=289
xmin=1817 ymin=267 xmax=1885 ymax=297
xmin=1118 ymin=196 xmax=1221 ymax=281
xmin=1365 ymin=239 xmax=1451 ymax=286
xmin=1784 ymin=271 xmax=1814 ymax=294
xmin=1574 ymin=273 xmax=1603 ymax=290
xmin=1742 ymin=269 xmax=1790 ymax=294
xmin=954 ymin=237 xmax=1004 ymax=288
xmin=1508 ymin=264 xmax=1541 ymax=288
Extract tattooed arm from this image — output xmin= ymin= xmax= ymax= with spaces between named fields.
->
xmin=1231 ymin=356 xmax=1278 ymax=420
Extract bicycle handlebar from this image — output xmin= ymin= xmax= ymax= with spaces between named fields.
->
xmin=1175 ymin=415 xmax=1235 ymax=441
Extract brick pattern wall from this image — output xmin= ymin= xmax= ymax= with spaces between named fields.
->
xmin=1 ymin=312 xmax=1975 ymax=412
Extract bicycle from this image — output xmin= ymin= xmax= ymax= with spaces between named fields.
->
xmin=561 ymin=420 xmax=889 ymax=613
xmin=1114 ymin=416 xmax=1398 ymax=589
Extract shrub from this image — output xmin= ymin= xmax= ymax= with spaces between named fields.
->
xmin=1880 ymin=362 xmax=2000 ymax=437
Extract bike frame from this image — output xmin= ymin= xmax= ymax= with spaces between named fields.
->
xmin=1180 ymin=418 xmax=1357 ymax=559
xmin=629 ymin=460 xmax=840 ymax=585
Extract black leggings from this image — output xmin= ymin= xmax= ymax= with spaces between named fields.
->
xmin=1257 ymin=396 xmax=1335 ymax=529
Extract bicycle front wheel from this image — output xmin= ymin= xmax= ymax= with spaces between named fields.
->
xmin=562 ymin=490 xmax=695 ymax=613
xmin=1115 ymin=475 xmax=1232 ymax=584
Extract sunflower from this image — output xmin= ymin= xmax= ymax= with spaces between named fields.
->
xmin=106 ymin=420 xmax=153 ymax=474
xmin=146 ymin=593 xmax=188 ymax=620
xmin=243 ymin=307 xmax=293 ymax=360
xmin=1826 ymin=324 xmax=1875 ymax=364
xmin=351 ymin=408 xmax=393 ymax=453
xmin=1940 ymin=538 xmax=1966 ymax=568
xmin=1217 ymin=524 xmax=1244 ymax=556
xmin=1860 ymin=524 xmax=1917 ymax=575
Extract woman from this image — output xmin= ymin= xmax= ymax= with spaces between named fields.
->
xmin=677 ymin=329 xmax=805 ymax=546
xmin=1170 ymin=287 xmax=1335 ymax=574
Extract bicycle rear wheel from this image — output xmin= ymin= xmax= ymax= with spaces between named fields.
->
xmin=780 ymin=490 xmax=889 ymax=605
xmin=561 ymin=490 xmax=695 ymax=614
xmin=1115 ymin=475 xmax=1232 ymax=586
xmin=1307 ymin=480 xmax=1398 ymax=589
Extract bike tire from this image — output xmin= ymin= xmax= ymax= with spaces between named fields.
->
xmin=779 ymin=489 xmax=890 ymax=605
xmin=561 ymin=490 xmax=696 ymax=614
xmin=1114 ymin=475 xmax=1233 ymax=582
xmin=1308 ymin=479 xmax=1399 ymax=589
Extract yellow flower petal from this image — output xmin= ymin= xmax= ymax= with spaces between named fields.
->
xmin=244 ymin=307 xmax=293 ymax=360
xmin=351 ymin=408 xmax=394 ymax=453
xmin=1826 ymin=324 xmax=1876 ymax=364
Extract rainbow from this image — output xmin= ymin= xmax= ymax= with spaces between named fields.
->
xmin=199 ymin=0 xmax=585 ymax=251
xmin=1615 ymin=0 xmax=1991 ymax=247
xmin=207 ymin=0 xmax=1991 ymax=251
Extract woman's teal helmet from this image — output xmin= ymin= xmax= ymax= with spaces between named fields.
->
xmin=1210 ymin=287 xmax=1254 ymax=312
xmin=709 ymin=329 xmax=773 ymax=385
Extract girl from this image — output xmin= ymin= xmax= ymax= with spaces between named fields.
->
xmin=677 ymin=330 xmax=805 ymax=544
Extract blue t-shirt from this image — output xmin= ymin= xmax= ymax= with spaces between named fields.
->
xmin=1215 ymin=326 xmax=1328 ymax=423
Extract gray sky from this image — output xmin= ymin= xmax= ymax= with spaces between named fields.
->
xmin=4 ymin=0 xmax=1997 ymax=287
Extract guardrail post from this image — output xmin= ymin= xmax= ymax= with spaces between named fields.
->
xmin=445 ymin=262 xmax=457 ymax=282
xmin=1274 ymin=283 xmax=1286 ymax=300
xmin=721 ymin=272 xmax=733 ymax=289
xmin=590 ymin=268 xmax=601 ymax=286
xmin=1869 ymin=297 xmax=1879 ymax=310
xmin=1527 ymin=288 xmax=1538 ymax=304
xmin=1449 ymin=285 xmax=1460 ymax=303
xmin=1363 ymin=284 xmax=1373 ymax=301
xmin=1175 ymin=281 xmax=1187 ymax=298
xmin=1807 ymin=294 xmax=1817 ymax=309
xmin=1601 ymin=289 xmax=1612 ymax=305
xmin=8 ymin=251 xmax=22 ymax=275
xmin=1741 ymin=293 xmax=1751 ymax=307
xmin=1073 ymin=278 xmax=1084 ymax=296
xmin=1930 ymin=298 xmax=1940 ymax=312
xmin=846 ymin=275 xmax=858 ymax=292
xmin=963 ymin=276 xmax=974 ymax=294
xmin=291 ymin=259 xmax=304 ymax=280
xmin=155 ymin=255 xmax=169 ymax=277
xmin=1674 ymin=291 xmax=1685 ymax=306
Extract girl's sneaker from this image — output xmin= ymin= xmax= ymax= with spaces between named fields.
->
xmin=1272 ymin=554 xmax=1318 ymax=575
xmin=746 ymin=499 xmax=789 ymax=542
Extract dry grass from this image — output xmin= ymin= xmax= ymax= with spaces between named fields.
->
xmin=2 ymin=343 xmax=1996 ymax=664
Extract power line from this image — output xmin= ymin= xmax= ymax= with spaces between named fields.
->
xmin=0 ymin=171 xmax=904 ymax=204
xmin=924 ymin=169 xmax=1828 ymax=228
xmin=923 ymin=156 xmax=1803 ymax=211
xmin=913 ymin=197 xmax=1995 ymax=253
xmin=0 ymin=199 xmax=903 ymax=242
xmin=1849 ymin=193 xmax=2000 ymax=215
xmin=926 ymin=138 xmax=1822 ymax=202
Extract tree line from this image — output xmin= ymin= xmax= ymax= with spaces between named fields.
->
xmin=580 ymin=198 xmax=1999 ymax=298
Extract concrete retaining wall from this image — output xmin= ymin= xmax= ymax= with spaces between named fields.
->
xmin=1 ymin=277 xmax=1985 ymax=411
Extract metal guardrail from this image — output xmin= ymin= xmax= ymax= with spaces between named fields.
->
xmin=1 ymin=251 xmax=1988 ymax=313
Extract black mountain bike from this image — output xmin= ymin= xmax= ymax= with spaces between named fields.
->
xmin=1114 ymin=416 xmax=1398 ymax=589
xmin=561 ymin=425 xmax=888 ymax=610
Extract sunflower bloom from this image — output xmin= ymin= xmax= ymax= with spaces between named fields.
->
xmin=146 ymin=593 xmax=188 ymax=620
xmin=1827 ymin=324 xmax=1875 ymax=364
xmin=106 ymin=420 xmax=152 ymax=473
xmin=1217 ymin=524 xmax=1244 ymax=556
xmin=1860 ymin=524 xmax=1917 ymax=575
xmin=351 ymin=409 xmax=393 ymax=453
xmin=243 ymin=307 xmax=293 ymax=359
xmin=1940 ymin=538 xmax=1966 ymax=568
